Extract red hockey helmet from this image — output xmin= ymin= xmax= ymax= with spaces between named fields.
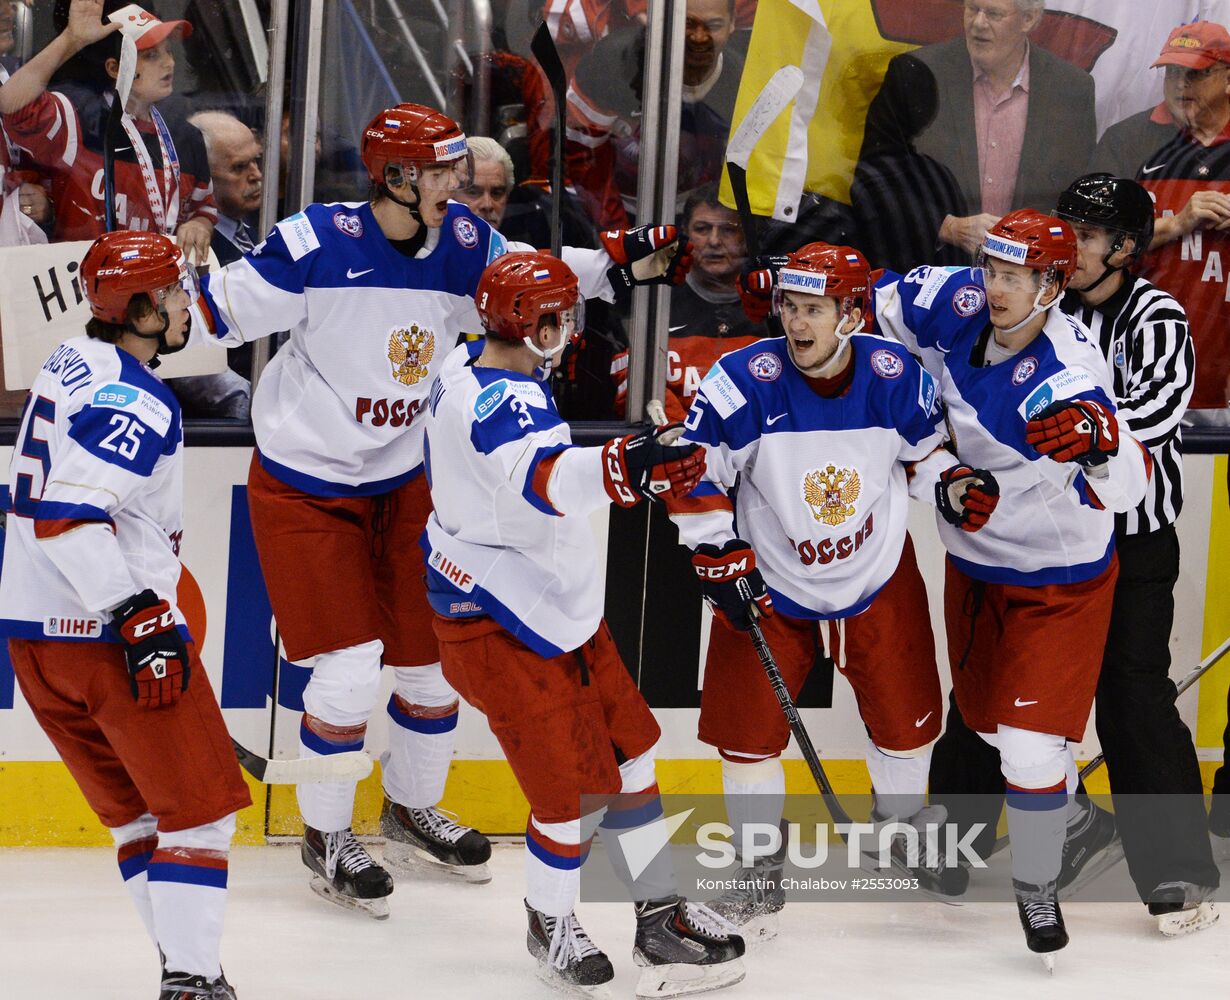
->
xmin=80 ymin=230 xmax=194 ymax=325
xmin=772 ymin=243 xmax=870 ymax=323
xmin=361 ymin=103 xmax=472 ymax=186
xmin=979 ymin=210 xmax=1077 ymax=290
xmin=476 ymin=251 xmax=583 ymax=343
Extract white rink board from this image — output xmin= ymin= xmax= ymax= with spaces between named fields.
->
xmin=0 ymin=446 xmax=1219 ymax=768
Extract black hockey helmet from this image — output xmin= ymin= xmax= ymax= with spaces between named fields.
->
xmin=1055 ymin=173 xmax=1155 ymax=264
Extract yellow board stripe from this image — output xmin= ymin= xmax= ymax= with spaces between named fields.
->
xmin=1198 ymin=456 xmax=1230 ymax=748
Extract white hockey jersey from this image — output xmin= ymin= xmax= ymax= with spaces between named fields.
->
xmin=672 ymin=335 xmax=949 ymax=619
xmin=422 ymin=343 xmax=614 ymax=657
xmin=875 ymin=265 xmax=1150 ymax=586
xmin=201 ymin=199 xmax=614 ymax=496
xmin=0 ymin=337 xmax=187 ymax=642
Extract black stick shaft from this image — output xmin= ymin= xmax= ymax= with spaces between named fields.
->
xmin=531 ymin=22 xmax=566 ymax=258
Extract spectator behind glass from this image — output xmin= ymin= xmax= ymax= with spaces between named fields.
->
xmin=563 ymin=0 xmax=742 ymax=229
xmin=1093 ymin=22 xmax=1230 ymax=423
xmin=187 ymin=110 xmax=261 ymax=266
xmin=856 ymin=0 xmax=1095 ymax=265
xmin=456 ymin=134 xmax=596 ymax=249
xmin=0 ymin=0 xmax=52 ymax=244
xmin=0 ymin=0 xmax=215 ymax=263
xmin=611 ymin=183 xmax=760 ymax=421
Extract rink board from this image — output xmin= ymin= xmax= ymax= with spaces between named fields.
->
xmin=0 ymin=447 xmax=1226 ymax=845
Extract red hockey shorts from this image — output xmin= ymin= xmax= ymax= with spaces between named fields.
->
xmin=944 ymin=555 xmax=1119 ymax=741
xmin=246 ymin=455 xmax=437 ymax=665
xmin=699 ymin=535 xmax=942 ymax=757
xmin=434 ymin=616 xmax=661 ymax=825
xmin=9 ymin=639 xmax=251 ymax=832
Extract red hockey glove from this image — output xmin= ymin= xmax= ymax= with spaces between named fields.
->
xmin=112 ymin=589 xmax=191 ymax=710
xmin=603 ymin=425 xmax=706 ymax=507
xmin=1025 ymin=398 xmax=1119 ymax=467
xmin=936 ymin=465 xmax=1000 ymax=533
xmin=736 ymin=255 xmax=789 ymax=323
xmin=601 ymin=225 xmax=693 ymax=293
xmin=692 ymin=539 xmax=773 ymax=631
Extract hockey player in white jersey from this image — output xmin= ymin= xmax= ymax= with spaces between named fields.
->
xmin=0 ymin=231 xmax=251 ymax=999
xmin=669 ymin=243 xmax=1000 ymax=933
xmin=198 ymin=102 xmax=692 ymax=913
xmin=874 ymin=210 xmax=1151 ymax=967
xmin=424 ymin=250 xmax=746 ymax=997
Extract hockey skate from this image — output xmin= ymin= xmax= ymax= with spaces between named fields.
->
xmin=706 ymin=855 xmax=785 ymax=943
xmin=302 ymin=825 xmax=394 ymax=919
xmin=1013 ymin=878 xmax=1068 ymax=973
xmin=864 ymin=804 xmax=969 ymax=901
xmin=159 ymin=969 xmax=237 ymax=999
xmin=1148 ymin=881 xmax=1219 ymax=937
xmin=525 ymin=900 xmax=615 ymax=998
xmin=379 ymin=798 xmax=492 ymax=883
xmin=1057 ymin=799 xmax=1121 ymax=899
xmin=632 ymin=897 xmax=746 ymax=998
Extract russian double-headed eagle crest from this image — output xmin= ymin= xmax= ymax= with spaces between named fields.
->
xmin=388 ymin=325 xmax=435 ymax=386
xmin=803 ymin=464 xmax=861 ymax=527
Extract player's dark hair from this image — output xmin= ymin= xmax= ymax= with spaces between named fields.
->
xmin=85 ymin=294 xmax=157 ymax=344
xmin=682 ymin=182 xmax=729 ymax=231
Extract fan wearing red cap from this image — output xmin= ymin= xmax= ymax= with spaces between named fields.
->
xmin=874 ymin=216 xmax=1153 ymax=966
xmin=0 ymin=227 xmax=250 ymax=999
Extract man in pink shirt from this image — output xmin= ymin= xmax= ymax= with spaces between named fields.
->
xmin=855 ymin=0 xmax=1095 ymax=272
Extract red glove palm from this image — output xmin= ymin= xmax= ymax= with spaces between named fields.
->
xmin=936 ymin=465 xmax=1000 ymax=532
xmin=1026 ymin=399 xmax=1118 ymax=467
xmin=603 ymin=425 xmax=707 ymax=507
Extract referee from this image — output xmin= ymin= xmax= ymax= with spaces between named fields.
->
xmin=930 ymin=175 xmax=1218 ymax=935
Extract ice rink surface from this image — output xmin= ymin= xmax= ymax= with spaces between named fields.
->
xmin=1 ymin=844 xmax=1224 ymax=999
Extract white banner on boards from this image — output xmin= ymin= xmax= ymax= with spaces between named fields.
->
xmin=0 ymin=240 xmax=227 ymax=390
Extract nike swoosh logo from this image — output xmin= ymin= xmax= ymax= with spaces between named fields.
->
xmin=668 ymin=324 xmax=687 ymax=332
xmin=766 ymin=413 xmax=788 ymax=425
xmin=1142 ymin=162 xmax=1167 ymax=174
xmin=1014 ymin=698 xmax=1038 ymax=707
xmin=914 ymin=712 xmax=933 ymax=728
xmin=113 ymin=145 xmax=132 ymax=153
xmin=346 ymin=267 xmax=374 ymax=279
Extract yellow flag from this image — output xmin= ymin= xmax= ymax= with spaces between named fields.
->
xmin=719 ymin=0 xmax=916 ymax=219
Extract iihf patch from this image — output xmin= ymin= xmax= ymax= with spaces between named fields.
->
xmin=332 ymin=212 xmax=363 ymax=238
xmin=870 ymin=349 xmax=904 ymax=379
xmin=748 ymin=352 xmax=783 ymax=382
xmin=952 ymin=284 xmax=986 ymax=317
xmin=1114 ymin=343 xmax=1126 ymax=368
xmin=453 ymin=216 xmax=479 ymax=248
xmin=1012 ymin=356 xmax=1038 ymax=386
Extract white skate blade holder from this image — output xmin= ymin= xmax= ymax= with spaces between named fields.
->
xmin=1039 ymin=953 xmax=1056 ymax=975
xmin=381 ymin=838 xmax=492 ymax=884
xmin=308 ymin=874 xmax=390 ymax=920
xmin=1158 ymin=901 xmax=1219 ymax=938
xmin=532 ymin=964 xmax=613 ymax=1000
xmin=635 ymin=958 xmax=746 ymax=998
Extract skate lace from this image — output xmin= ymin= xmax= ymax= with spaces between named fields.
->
xmin=324 ymin=829 xmax=377 ymax=881
xmin=546 ymin=912 xmax=602 ymax=970
xmin=680 ymin=900 xmax=739 ymax=940
xmin=1022 ymin=895 xmax=1060 ymax=929
xmin=410 ymin=806 xmax=469 ymax=845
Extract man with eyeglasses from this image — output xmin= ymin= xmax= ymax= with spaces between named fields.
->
xmin=856 ymin=0 xmax=1095 ymax=270
xmin=1094 ymin=21 xmax=1230 ymax=425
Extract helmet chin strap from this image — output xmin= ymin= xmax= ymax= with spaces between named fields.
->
xmin=522 ymin=328 xmax=569 ymax=382
xmin=791 ymin=313 xmax=864 ymax=378
xmin=1078 ymin=234 xmax=1129 ymax=296
xmin=126 ymin=300 xmax=190 ymax=363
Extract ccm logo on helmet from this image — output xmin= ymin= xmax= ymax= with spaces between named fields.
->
xmin=694 ymin=556 xmax=749 ymax=580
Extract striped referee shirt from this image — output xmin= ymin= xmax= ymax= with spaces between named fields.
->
xmin=1061 ymin=274 xmax=1194 ymax=535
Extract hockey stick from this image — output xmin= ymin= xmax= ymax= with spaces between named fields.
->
xmin=530 ymin=21 xmax=566 ymax=258
xmin=724 ymin=65 xmax=804 ymax=260
xmin=1078 ymin=633 xmax=1230 ymax=781
xmin=646 ymin=399 xmax=848 ymax=823
xmin=231 ymin=737 xmax=373 ymax=785
xmin=102 ymin=90 xmax=123 ymax=232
